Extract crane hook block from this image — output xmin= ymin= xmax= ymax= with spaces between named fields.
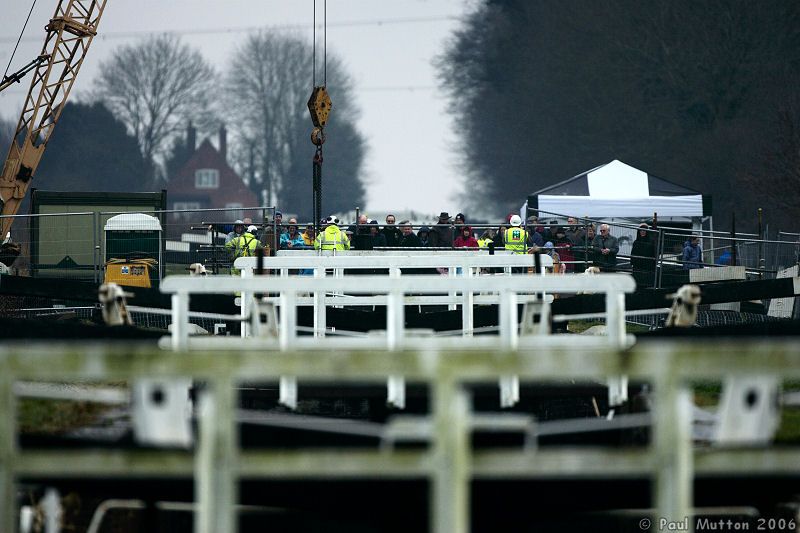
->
xmin=310 ymin=128 xmax=326 ymax=146
xmin=307 ymin=86 xmax=332 ymax=128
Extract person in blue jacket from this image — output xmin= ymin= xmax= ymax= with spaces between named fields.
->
xmin=682 ymin=235 xmax=703 ymax=269
xmin=279 ymin=218 xmax=306 ymax=249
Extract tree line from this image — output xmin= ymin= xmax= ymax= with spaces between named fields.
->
xmin=5 ymin=33 xmax=366 ymax=220
xmin=438 ymin=0 xmax=800 ymax=231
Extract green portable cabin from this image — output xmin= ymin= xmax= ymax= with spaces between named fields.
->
xmin=29 ymin=190 xmax=166 ymax=281
xmin=103 ymin=213 xmax=162 ymax=287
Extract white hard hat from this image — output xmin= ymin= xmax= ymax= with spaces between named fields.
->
xmin=510 ymin=215 xmax=522 ymax=227
xmin=326 ymin=215 xmax=339 ymax=225
xmin=247 ymin=225 xmax=258 ymax=233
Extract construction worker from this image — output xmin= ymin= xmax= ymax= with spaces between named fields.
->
xmin=314 ymin=216 xmax=350 ymax=251
xmin=226 ymin=224 xmax=262 ymax=275
xmin=504 ymin=215 xmax=528 ymax=254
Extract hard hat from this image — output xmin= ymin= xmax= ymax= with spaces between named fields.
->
xmin=234 ymin=219 xmax=244 ymax=225
xmin=247 ymin=225 xmax=258 ymax=233
xmin=325 ymin=215 xmax=339 ymax=225
xmin=510 ymin=215 xmax=522 ymax=227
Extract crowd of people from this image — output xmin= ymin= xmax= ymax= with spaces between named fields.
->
xmin=220 ymin=210 xmax=707 ymax=279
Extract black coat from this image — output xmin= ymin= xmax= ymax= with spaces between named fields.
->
xmin=631 ymin=234 xmax=656 ymax=287
xmin=399 ymin=233 xmax=422 ymax=247
xmin=631 ymin=235 xmax=656 ymax=272
xmin=429 ymin=224 xmax=454 ymax=248
xmin=381 ymin=226 xmax=403 ymax=247
xmin=371 ymin=233 xmax=388 ymax=247
xmin=591 ymin=234 xmax=619 ymax=270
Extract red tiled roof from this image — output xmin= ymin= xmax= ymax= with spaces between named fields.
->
xmin=168 ymin=139 xmax=259 ymax=209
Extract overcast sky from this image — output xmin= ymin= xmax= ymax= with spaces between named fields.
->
xmin=0 ymin=0 xmax=474 ymax=219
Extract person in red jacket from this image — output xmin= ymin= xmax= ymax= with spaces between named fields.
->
xmin=454 ymin=226 xmax=478 ymax=248
xmin=552 ymin=227 xmax=576 ymax=272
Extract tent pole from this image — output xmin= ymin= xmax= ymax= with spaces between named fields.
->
xmin=651 ymin=212 xmax=659 ymax=289
xmin=758 ymin=208 xmax=764 ymax=279
xmin=709 ymin=216 xmax=715 ymax=266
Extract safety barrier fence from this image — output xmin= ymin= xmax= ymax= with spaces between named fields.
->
xmin=236 ymin=251 xmax=552 ymax=280
xmin=161 ymin=273 xmax=633 ymax=350
xmin=2 ymin=341 xmax=800 ymax=533
xmin=524 ymin=209 xmax=800 ymax=287
xmin=162 ymin=271 xmax=634 ymax=409
xmin=0 ymin=206 xmax=274 ymax=281
xmin=3 ymin=206 xmax=800 ymax=288
xmin=236 ymin=253 xmax=555 ymax=321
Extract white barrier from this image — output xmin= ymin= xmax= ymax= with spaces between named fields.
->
xmin=3 ymin=342 xmax=800 ymax=533
xmin=235 ymin=251 xmax=553 ymax=275
xmin=235 ymin=253 xmax=554 ymax=338
xmin=162 ymin=274 xmax=633 ymax=351
xmin=161 ymin=273 xmax=636 ymax=409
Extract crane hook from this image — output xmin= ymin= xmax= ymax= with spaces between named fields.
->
xmin=310 ymin=127 xmax=326 ymax=146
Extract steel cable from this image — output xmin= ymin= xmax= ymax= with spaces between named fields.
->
xmin=2 ymin=0 xmax=39 ymax=82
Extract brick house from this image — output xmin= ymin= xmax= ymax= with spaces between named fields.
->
xmin=168 ymin=124 xmax=260 ymax=223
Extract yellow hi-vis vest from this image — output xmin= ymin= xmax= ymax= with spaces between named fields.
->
xmin=504 ymin=227 xmax=527 ymax=253
xmin=314 ymin=225 xmax=350 ymax=250
xmin=226 ymin=233 xmax=262 ymax=276
xmin=226 ymin=233 xmax=260 ymax=258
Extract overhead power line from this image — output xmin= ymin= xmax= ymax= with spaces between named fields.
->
xmin=2 ymin=0 xmax=38 ymax=80
xmin=0 ymin=15 xmax=461 ymax=44
xmin=356 ymin=85 xmax=437 ymax=92
xmin=1 ymin=85 xmax=439 ymax=97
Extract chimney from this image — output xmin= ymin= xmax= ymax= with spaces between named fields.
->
xmin=219 ymin=124 xmax=227 ymax=162
xmin=186 ymin=121 xmax=196 ymax=152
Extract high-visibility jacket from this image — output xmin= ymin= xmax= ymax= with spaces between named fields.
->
xmin=504 ymin=227 xmax=528 ymax=253
xmin=477 ymin=237 xmax=493 ymax=248
xmin=226 ymin=233 xmax=260 ymax=258
xmin=226 ymin=233 xmax=261 ymax=275
xmin=314 ymin=225 xmax=350 ymax=250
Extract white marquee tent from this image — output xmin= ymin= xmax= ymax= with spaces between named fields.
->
xmin=525 ymin=160 xmax=711 ymax=220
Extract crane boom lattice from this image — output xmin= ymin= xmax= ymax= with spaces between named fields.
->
xmin=0 ymin=0 xmax=108 ymax=237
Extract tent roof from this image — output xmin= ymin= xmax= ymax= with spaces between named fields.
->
xmin=533 ymin=160 xmax=701 ymax=197
xmin=527 ymin=160 xmax=710 ymax=218
xmin=104 ymin=213 xmax=162 ymax=232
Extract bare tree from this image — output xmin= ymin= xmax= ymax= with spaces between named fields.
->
xmin=94 ymin=35 xmax=217 ymax=169
xmin=224 ymin=31 xmax=366 ymax=216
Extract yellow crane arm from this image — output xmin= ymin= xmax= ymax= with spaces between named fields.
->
xmin=0 ymin=0 xmax=107 ymax=237
xmin=0 ymin=55 xmax=49 ymax=93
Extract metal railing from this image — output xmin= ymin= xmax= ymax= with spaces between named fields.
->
xmin=2 ymin=341 xmax=800 ymax=533
xmin=524 ymin=207 xmax=800 ymax=288
xmin=4 ymin=205 xmax=800 ymax=291
xmin=0 ymin=206 xmax=274 ymax=281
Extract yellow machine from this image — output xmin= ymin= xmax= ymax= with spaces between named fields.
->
xmin=0 ymin=1 xmax=108 ymax=248
xmin=104 ymin=258 xmax=158 ymax=289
